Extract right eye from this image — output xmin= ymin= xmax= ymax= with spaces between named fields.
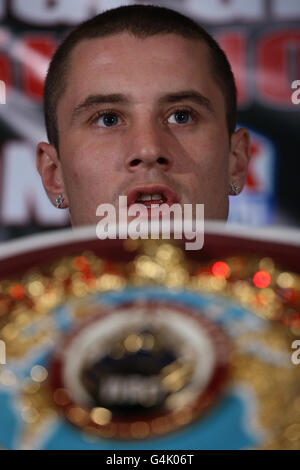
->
xmin=93 ymin=111 xmax=121 ymax=127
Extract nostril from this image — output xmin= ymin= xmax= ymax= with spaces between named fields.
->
xmin=128 ymin=156 xmax=169 ymax=168
xmin=130 ymin=158 xmax=141 ymax=167
xmin=157 ymin=157 xmax=168 ymax=165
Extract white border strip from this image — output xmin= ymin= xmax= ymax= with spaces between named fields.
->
xmin=0 ymin=221 xmax=300 ymax=262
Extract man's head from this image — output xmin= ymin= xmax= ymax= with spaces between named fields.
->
xmin=37 ymin=4 xmax=251 ymax=224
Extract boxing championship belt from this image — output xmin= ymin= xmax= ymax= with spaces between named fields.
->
xmin=0 ymin=223 xmax=299 ymax=450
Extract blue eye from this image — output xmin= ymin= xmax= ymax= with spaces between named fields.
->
xmin=168 ymin=110 xmax=192 ymax=124
xmin=96 ymin=112 xmax=120 ymax=127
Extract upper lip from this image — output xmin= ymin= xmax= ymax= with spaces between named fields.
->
xmin=126 ymin=184 xmax=180 ymax=207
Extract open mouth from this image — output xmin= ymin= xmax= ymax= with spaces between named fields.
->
xmin=135 ymin=193 xmax=167 ymax=207
xmin=126 ymin=184 xmax=179 ymax=209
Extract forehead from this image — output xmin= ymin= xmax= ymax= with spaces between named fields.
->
xmin=58 ymin=32 xmax=224 ymax=116
xmin=70 ymin=31 xmax=210 ymax=65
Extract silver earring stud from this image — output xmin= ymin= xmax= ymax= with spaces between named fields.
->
xmin=230 ymin=182 xmax=240 ymax=195
xmin=55 ymin=194 xmax=64 ymax=208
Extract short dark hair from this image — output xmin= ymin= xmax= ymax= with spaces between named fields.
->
xmin=44 ymin=4 xmax=237 ymax=150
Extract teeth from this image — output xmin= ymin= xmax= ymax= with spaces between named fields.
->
xmin=138 ymin=194 xmax=151 ymax=201
xmin=136 ymin=193 xmax=164 ymax=202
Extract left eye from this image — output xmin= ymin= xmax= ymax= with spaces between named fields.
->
xmin=95 ymin=112 xmax=120 ymax=127
xmin=167 ymin=110 xmax=192 ymax=124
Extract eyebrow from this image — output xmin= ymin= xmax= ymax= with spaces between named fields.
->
xmin=71 ymin=90 xmax=214 ymax=123
xmin=71 ymin=93 xmax=130 ymax=123
xmin=158 ymin=91 xmax=214 ymax=114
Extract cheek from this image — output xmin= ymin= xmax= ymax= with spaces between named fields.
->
xmin=188 ymin=131 xmax=229 ymax=184
xmin=61 ymin=140 xmax=113 ymax=189
xmin=59 ymin=141 xmax=118 ymax=215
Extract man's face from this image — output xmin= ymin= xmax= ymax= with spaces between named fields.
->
xmin=38 ymin=32 xmax=250 ymax=224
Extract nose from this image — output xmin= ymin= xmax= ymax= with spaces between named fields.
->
xmin=124 ymin=118 xmax=173 ymax=172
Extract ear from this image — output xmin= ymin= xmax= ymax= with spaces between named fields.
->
xmin=228 ymin=127 xmax=251 ymax=194
xmin=36 ymin=141 xmax=69 ymax=208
